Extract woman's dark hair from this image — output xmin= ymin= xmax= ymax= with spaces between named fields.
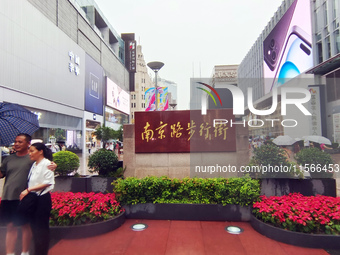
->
xmin=31 ymin=142 xmax=53 ymax=161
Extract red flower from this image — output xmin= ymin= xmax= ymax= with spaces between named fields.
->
xmin=253 ymin=193 xmax=340 ymax=235
xmin=49 ymin=192 xmax=123 ymax=226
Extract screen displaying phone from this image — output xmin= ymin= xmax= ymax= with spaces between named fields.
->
xmin=271 ymin=30 xmax=313 ymax=89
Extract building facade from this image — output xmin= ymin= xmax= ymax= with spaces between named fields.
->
xmin=130 ymin=45 xmax=153 ymax=123
xmin=0 ymin=0 xmax=131 ymax=174
xmin=238 ymin=0 xmax=340 ymax=142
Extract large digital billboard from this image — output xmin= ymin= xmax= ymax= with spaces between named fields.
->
xmin=106 ymin=77 xmax=130 ymax=115
xmin=263 ymin=0 xmax=313 ymax=94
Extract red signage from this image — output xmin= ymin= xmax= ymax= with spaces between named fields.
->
xmin=135 ymin=109 xmax=236 ymax=153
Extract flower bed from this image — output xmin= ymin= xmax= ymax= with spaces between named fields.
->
xmin=0 ymin=192 xmax=125 ymax=239
xmin=253 ymin=193 xmax=340 ymax=235
xmin=50 ymin=192 xmax=123 ymax=226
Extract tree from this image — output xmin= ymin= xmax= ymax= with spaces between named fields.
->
xmin=113 ymin=125 xmax=123 ymax=142
xmin=93 ymin=125 xmax=115 ymax=148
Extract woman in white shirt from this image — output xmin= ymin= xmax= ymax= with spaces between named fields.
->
xmin=19 ymin=142 xmax=55 ymax=255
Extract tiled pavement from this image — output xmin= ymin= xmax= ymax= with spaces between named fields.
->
xmin=48 ymin=219 xmax=331 ymax=255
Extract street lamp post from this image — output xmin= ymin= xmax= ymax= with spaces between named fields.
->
xmin=147 ymin=61 xmax=164 ymax=111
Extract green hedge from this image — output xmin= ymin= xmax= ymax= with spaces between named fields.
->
xmin=112 ymin=176 xmax=260 ymax=206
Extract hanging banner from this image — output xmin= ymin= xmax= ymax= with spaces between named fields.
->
xmin=157 ymin=87 xmax=168 ymax=111
xmin=145 ymin=88 xmax=156 ymax=111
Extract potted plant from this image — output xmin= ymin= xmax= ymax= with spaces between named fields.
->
xmin=87 ymin=149 xmax=123 ymax=193
xmin=53 ymin=151 xmax=80 ymax=176
xmin=52 ymin=151 xmax=86 ymax=192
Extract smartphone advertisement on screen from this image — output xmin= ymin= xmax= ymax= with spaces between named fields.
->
xmin=263 ymin=0 xmax=313 ymax=94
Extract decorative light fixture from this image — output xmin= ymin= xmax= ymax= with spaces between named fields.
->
xmin=147 ymin=61 xmax=164 ymax=111
xmin=130 ymin=223 xmax=148 ymax=231
xmin=225 ymin=225 xmax=244 ymax=234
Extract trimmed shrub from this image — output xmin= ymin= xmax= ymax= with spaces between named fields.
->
xmin=112 ymin=176 xmax=260 ymax=206
xmin=88 ymin=148 xmax=118 ymax=177
xmin=250 ymin=143 xmax=299 ymax=178
xmin=295 ymin=148 xmax=334 ymax=178
xmin=53 ymin=151 xmax=80 ymax=176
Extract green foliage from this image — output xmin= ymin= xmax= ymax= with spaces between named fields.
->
xmin=88 ymin=149 xmax=118 ymax=177
xmin=250 ymin=143 xmax=296 ymax=178
xmin=55 ymin=128 xmax=66 ymax=141
xmin=93 ymin=125 xmax=115 ymax=148
xmin=112 ymin=176 xmax=260 ymax=206
xmin=53 ymin=151 xmax=80 ymax=176
xmin=295 ymin=148 xmax=334 ymax=178
xmin=253 ymin=143 xmax=289 ymax=166
xmin=114 ymin=125 xmax=123 ymax=142
xmin=108 ymin=166 xmax=126 ymax=178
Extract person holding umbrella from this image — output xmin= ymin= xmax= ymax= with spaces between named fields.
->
xmin=0 ymin=134 xmax=56 ymax=255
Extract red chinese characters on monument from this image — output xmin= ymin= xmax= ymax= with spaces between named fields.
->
xmin=135 ymin=109 xmax=236 ymax=153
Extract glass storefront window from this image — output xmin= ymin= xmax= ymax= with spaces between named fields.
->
xmin=105 ymin=107 xmax=129 ymax=131
xmin=32 ymin=128 xmax=82 ymax=151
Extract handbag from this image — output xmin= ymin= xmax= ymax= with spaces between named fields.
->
xmin=15 ymin=192 xmax=38 ymax=226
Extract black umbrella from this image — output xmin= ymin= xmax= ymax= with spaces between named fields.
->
xmin=0 ymin=102 xmax=40 ymax=146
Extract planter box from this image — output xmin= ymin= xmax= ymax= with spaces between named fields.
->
xmin=53 ymin=176 xmax=87 ymax=193
xmin=124 ymin=203 xmax=251 ymax=221
xmin=260 ymin=178 xmax=336 ymax=197
xmin=87 ymin=176 xmax=115 ymax=193
xmin=50 ymin=211 xmax=125 ymax=240
xmin=54 ymin=176 xmax=115 ymax=193
xmin=250 ymin=214 xmax=340 ymax=249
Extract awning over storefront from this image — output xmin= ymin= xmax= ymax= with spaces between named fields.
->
xmin=306 ymin=53 xmax=340 ymax=75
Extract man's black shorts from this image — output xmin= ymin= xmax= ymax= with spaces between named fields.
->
xmin=0 ymin=200 xmax=20 ymax=225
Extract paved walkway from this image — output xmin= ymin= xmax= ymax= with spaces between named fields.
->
xmin=48 ymin=219 xmax=330 ymax=255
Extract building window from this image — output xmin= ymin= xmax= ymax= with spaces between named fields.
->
xmin=334 ymin=29 xmax=340 ymax=54
xmin=325 ymin=36 xmax=331 ymax=58
xmin=336 ymin=69 xmax=340 ymax=100
xmin=326 ymin=72 xmax=338 ymax=102
xmin=317 ymin=41 xmax=323 ymax=64
xmin=324 ymin=2 xmax=328 ymax=26
xmin=334 ymin=0 xmax=339 ymax=19
xmin=131 ymin=103 xmax=134 ymax=108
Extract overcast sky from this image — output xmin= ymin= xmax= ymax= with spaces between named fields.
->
xmin=94 ymin=0 xmax=284 ymax=109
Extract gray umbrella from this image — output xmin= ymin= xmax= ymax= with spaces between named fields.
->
xmin=302 ymin=135 xmax=332 ymax=145
xmin=272 ymin=135 xmax=296 ymax=146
